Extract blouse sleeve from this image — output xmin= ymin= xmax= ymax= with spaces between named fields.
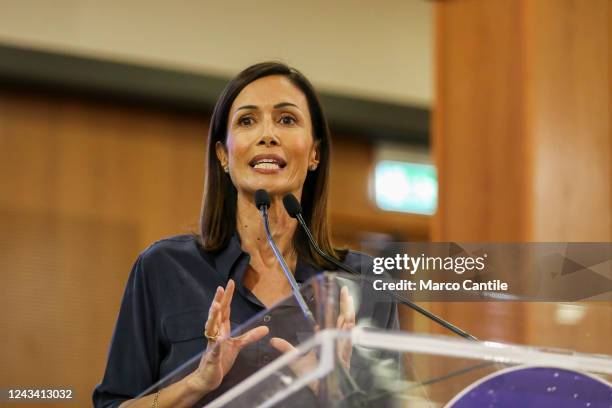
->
xmin=93 ymin=254 xmax=160 ymax=408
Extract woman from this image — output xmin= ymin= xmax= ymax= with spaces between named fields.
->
xmin=93 ymin=62 xmax=399 ymax=407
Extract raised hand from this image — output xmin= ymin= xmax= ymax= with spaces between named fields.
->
xmin=190 ymin=279 xmax=269 ymax=393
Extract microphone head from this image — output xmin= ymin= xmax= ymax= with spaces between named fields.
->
xmin=254 ymin=189 xmax=271 ymax=210
xmin=282 ymin=194 xmax=302 ymax=218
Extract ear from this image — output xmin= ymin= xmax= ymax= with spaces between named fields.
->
xmin=309 ymin=140 xmax=321 ymax=170
xmin=215 ymin=141 xmax=228 ymax=169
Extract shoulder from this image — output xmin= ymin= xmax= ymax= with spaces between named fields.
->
xmin=342 ymin=249 xmax=375 ymax=274
xmin=141 ymin=234 xmax=198 ymax=257
xmin=127 ymin=234 xmax=218 ymax=289
xmin=137 ymin=234 xmax=213 ymax=272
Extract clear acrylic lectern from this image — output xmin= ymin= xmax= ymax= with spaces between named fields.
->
xmin=130 ymin=273 xmax=612 ymax=407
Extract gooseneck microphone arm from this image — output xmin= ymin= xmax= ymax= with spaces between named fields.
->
xmin=254 ymin=190 xmax=316 ymax=326
xmin=282 ymin=193 xmax=478 ymax=341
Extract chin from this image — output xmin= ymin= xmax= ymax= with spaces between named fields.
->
xmin=245 ymin=181 xmax=295 ymax=197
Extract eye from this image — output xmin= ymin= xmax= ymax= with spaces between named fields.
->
xmin=237 ymin=115 xmax=255 ymax=127
xmin=279 ymin=114 xmax=297 ymax=126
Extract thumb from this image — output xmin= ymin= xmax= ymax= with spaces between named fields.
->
xmin=234 ymin=325 xmax=269 ymax=349
xmin=270 ymin=337 xmax=295 ymax=354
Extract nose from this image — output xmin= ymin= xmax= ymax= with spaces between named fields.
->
xmin=257 ymin=134 xmax=279 ymax=146
xmin=257 ymin=117 xmax=280 ymax=146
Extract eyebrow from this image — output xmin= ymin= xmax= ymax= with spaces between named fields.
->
xmin=234 ymin=102 xmax=300 ymax=112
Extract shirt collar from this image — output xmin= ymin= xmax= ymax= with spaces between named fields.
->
xmin=213 ymin=233 xmax=244 ymax=283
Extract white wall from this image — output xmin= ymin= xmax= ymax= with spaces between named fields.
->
xmin=0 ymin=0 xmax=432 ymax=106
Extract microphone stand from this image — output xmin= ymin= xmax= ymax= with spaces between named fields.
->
xmin=257 ymin=203 xmax=317 ymax=327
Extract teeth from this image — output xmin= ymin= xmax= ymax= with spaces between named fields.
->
xmin=254 ymin=162 xmax=280 ymax=169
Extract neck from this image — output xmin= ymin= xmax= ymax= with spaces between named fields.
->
xmin=236 ymin=191 xmax=300 ymax=273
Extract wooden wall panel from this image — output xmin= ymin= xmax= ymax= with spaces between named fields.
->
xmin=432 ymin=0 xmax=610 ymax=355
xmin=0 ymin=93 xmax=208 ymax=231
xmin=433 ymin=0 xmax=610 ymax=241
xmin=0 ymin=91 xmax=208 ymax=407
xmin=433 ymin=0 xmax=530 ymax=242
xmin=0 ymin=210 xmax=138 ymax=406
xmin=525 ymin=0 xmax=611 ymax=241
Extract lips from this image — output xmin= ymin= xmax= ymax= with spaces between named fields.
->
xmin=249 ymin=154 xmax=287 ymax=170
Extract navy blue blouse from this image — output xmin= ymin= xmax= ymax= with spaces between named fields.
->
xmin=93 ymin=234 xmax=398 ymax=407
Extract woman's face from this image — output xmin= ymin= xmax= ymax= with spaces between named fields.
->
xmin=216 ymin=75 xmax=319 ymax=198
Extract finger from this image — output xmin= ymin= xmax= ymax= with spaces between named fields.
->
xmin=347 ymin=295 xmax=355 ymax=323
xmin=233 ymin=326 xmax=269 ymax=348
xmin=270 ymin=337 xmax=296 ymax=354
xmin=212 ymin=285 xmax=224 ymax=304
xmin=221 ymin=279 xmax=235 ymax=321
xmin=340 ymin=285 xmax=349 ymax=300
xmin=207 ymin=285 xmax=224 ymax=328
xmin=342 ymin=291 xmax=355 ymax=320
xmin=205 ymin=299 xmax=222 ymax=341
xmin=338 ymin=287 xmax=355 ymax=328
xmin=205 ymin=304 xmax=220 ymax=341
xmin=204 ymin=300 xmax=217 ymax=333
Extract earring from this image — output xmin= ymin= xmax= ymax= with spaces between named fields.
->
xmin=309 ymin=164 xmax=317 ymax=171
xmin=223 ymin=166 xmax=229 ymax=173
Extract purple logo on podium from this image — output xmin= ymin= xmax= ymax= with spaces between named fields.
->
xmin=446 ymin=366 xmax=611 ymax=408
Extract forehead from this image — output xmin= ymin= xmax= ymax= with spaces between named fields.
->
xmin=230 ymin=75 xmax=309 ymax=112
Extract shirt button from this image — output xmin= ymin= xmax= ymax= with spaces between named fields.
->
xmin=262 ymin=355 xmax=270 ymax=363
xmin=263 ymin=314 xmax=271 ymax=323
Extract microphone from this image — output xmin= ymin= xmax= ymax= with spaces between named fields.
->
xmin=283 ymin=194 xmax=360 ymax=275
xmin=254 ymin=189 xmax=270 ymax=210
xmin=282 ymin=193 xmax=478 ymax=341
xmin=254 ymin=189 xmax=316 ymax=326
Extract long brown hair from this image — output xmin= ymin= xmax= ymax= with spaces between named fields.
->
xmin=199 ymin=62 xmax=345 ymax=268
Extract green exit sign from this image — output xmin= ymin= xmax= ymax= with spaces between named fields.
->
xmin=374 ymin=160 xmax=437 ymax=215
